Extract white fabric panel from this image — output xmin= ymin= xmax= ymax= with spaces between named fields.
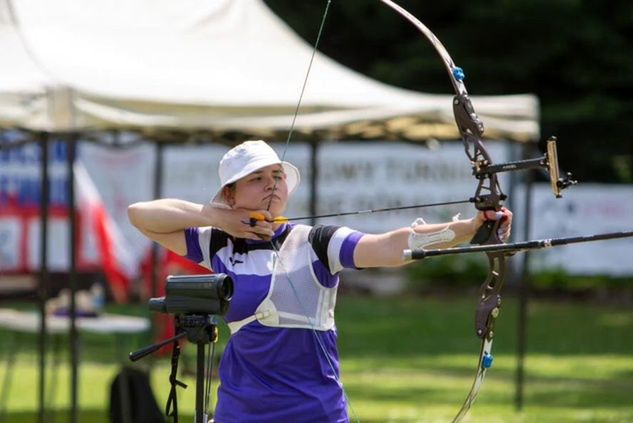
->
xmin=513 ymin=183 xmax=633 ymax=276
xmin=0 ymin=0 xmax=540 ymax=141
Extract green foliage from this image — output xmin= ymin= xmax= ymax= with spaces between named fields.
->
xmin=404 ymin=257 xmax=632 ymax=299
xmin=404 ymin=255 xmax=488 ymax=293
xmin=265 ymin=0 xmax=633 ymax=183
xmin=529 ymin=268 xmax=633 ymax=299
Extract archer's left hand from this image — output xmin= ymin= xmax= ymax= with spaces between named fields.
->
xmin=474 ymin=207 xmax=513 ymax=242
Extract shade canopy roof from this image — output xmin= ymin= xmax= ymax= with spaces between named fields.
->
xmin=0 ymin=0 xmax=540 ymax=142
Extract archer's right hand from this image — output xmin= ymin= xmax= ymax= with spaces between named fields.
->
xmin=205 ymin=204 xmax=275 ymax=241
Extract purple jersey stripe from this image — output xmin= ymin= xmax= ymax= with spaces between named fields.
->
xmin=184 ymin=227 xmax=203 ymax=263
xmin=340 ymin=231 xmax=364 ymax=269
xmin=312 ymin=259 xmax=338 ymax=288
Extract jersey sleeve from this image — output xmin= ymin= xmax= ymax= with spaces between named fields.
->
xmin=308 ymin=225 xmax=365 ymax=275
xmin=183 ymin=226 xmax=214 ymax=270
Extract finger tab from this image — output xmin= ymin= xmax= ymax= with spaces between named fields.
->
xmin=249 ymin=212 xmax=266 ymax=227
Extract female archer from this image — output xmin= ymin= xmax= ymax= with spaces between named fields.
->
xmin=128 ymin=139 xmax=512 ymax=423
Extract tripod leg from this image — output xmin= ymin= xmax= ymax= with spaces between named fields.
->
xmin=196 ymin=343 xmax=204 ymax=423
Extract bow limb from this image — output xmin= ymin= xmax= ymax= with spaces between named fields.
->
xmin=379 ymin=0 xmax=467 ymax=95
xmin=379 ymin=1 xmax=508 ymax=421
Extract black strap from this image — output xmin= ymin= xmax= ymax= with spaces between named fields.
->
xmin=165 ymin=339 xmax=188 ymax=422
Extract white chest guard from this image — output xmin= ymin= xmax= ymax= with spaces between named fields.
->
xmin=227 ymin=225 xmax=338 ymax=335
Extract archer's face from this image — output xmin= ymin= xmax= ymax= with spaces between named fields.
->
xmin=225 ymin=164 xmax=289 ymax=216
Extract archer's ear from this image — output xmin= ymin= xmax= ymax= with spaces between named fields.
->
xmin=222 ymin=185 xmax=235 ymax=206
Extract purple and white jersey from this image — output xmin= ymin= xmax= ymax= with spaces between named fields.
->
xmin=184 ymin=223 xmax=364 ymax=423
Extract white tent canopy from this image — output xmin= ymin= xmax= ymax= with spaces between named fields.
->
xmin=0 ymin=0 xmax=540 ymax=142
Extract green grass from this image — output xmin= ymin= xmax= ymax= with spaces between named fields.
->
xmin=0 ymin=295 xmax=632 ymax=422
xmin=334 ymin=296 xmax=633 ymax=422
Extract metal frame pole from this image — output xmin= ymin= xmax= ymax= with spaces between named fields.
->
xmin=37 ymin=131 xmax=50 ymax=423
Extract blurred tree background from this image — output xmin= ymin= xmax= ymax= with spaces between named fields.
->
xmin=266 ymin=0 xmax=633 ymax=184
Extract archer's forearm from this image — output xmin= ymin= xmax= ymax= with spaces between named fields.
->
xmin=354 ymin=218 xmax=477 ymax=268
xmin=127 ymin=198 xmax=210 ymax=234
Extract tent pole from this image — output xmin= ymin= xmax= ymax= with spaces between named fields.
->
xmin=148 ymin=141 xmax=165 ymax=349
xmin=151 ymin=142 xmax=164 ymax=299
xmin=66 ymin=133 xmax=79 ymax=423
xmin=515 ymin=141 xmax=534 ymax=411
xmin=37 ymin=131 xmax=50 ymax=423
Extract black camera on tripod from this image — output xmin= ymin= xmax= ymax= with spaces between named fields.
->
xmin=149 ymin=274 xmax=233 ymax=316
xmin=131 ymin=273 xmax=234 ymax=422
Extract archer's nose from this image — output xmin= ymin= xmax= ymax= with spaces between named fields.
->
xmin=264 ymin=175 xmax=277 ymax=191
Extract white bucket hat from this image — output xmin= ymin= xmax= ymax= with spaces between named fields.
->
xmin=211 ymin=140 xmax=300 ymax=205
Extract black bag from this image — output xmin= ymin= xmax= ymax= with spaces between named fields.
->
xmin=109 ymin=366 xmax=165 ymax=423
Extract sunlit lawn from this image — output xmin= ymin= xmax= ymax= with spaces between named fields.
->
xmin=0 ymin=294 xmax=631 ymax=422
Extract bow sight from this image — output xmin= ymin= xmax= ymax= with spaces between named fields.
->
xmin=453 ymin=88 xmax=576 ymax=211
xmin=469 ymin=135 xmax=577 ymax=201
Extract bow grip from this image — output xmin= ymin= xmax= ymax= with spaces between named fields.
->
xmin=475 ymin=293 xmax=501 ymax=339
xmin=471 ymin=218 xmax=502 ymax=245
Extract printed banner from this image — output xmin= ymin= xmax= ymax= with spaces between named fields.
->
xmin=0 ymin=141 xmax=134 ymax=300
xmin=2 ymin=138 xmax=632 ymax=296
xmin=514 ymin=184 xmax=633 ymax=276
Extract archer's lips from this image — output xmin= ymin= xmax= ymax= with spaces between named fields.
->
xmin=264 ymin=194 xmax=282 ymax=202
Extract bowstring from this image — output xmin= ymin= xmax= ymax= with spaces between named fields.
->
xmin=265 ymin=0 xmax=332 ymax=211
xmin=262 ymin=1 xmax=360 ymax=422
